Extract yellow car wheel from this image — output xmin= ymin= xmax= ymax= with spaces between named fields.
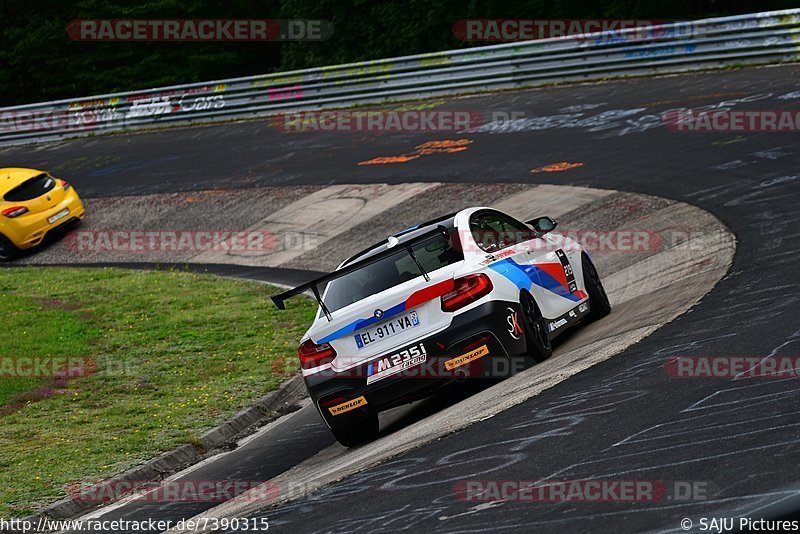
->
xmin=0 ymin=233 xmax=19 ymax=262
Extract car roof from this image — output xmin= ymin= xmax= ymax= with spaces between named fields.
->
xmin=340 ymin=212 xmax=458 ymax=267
xmin=0 ymin=168 xmax=47 ymax=195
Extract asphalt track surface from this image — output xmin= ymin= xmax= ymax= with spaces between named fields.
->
xmin=4 ymin=64 xmax=800 ymax=532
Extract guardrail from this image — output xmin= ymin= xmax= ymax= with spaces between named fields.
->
xmin=1 ymin=9 xmax=798 ymax=146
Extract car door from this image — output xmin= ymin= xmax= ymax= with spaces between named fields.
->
xmin=469 ymin=210 xmax=579 ymax=320
xmin=523 ymin=228 xmax=582 ymax=320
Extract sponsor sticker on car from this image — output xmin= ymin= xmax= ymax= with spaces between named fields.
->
xmin=366 ymin=342 xmax=427 ymax=385
xmin=555 ymin=248 xmax=578 ymax=292
xmin=355 ymin=310 xmax=420 ymax=349
xmin=445 ymin=344 xmax=489 ymax=371
xmin=328 ymin=396 xmax=368 ymax=416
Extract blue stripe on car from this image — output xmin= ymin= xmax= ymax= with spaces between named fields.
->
xmin=488 ymin=258 xmax=582 ymax=302
xmin=317 ymin=301 xmax=406 ymax=345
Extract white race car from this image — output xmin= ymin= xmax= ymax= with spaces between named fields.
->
xmin=272 ymin=207 xmax=611 ymax=446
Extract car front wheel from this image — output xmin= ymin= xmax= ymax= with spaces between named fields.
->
xmin=582 ymin=253 xmax=611 ymax=321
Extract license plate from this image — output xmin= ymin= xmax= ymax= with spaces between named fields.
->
xmin=48 ymin=208 xmax=69 ymax=225
xmin=366 ymin=343 xmax=427 ymax=385
xmin=354 ymin=311 xmax=420 ymax=349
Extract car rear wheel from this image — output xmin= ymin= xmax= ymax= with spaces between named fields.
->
xmin=520 ymin=290 xmax=552 ymax=362
xmin=582 ymin=253 xmax=611 ymax=321
xmin=0 ymin=234 xmax=19 ymax=262
xmin=330 ymin=413 xmax=379 ymax=448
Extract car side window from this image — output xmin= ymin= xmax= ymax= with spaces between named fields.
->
xmin=469 ymin=211 xmax=534 ymax=252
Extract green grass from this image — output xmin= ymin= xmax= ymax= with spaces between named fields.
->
xmin=0 ymin=267 xmax=316 ymax=517
xmin=0 ymin=293 xmax=96 ymax=406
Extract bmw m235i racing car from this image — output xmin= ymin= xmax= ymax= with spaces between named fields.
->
xmin=272 ymin=207 xmax=611 ymax=447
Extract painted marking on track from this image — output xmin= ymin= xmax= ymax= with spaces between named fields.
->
xmin=530 ymin=161 xmax=584 ymax=173
xmin=358 ymin=155 xmax=420 ymax=165
xmin=357 ymin=139 xmax=474 ymax=165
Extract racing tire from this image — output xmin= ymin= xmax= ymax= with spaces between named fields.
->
xmin=330 ymin=413 xmax=380 ymax=448
xmin=519 ymin=290 xmax=552 ymax=363
xmin=0 ymin=234 xmax=19 ymax=262
xmin=582 ymin=253 xmax=611 ymax=321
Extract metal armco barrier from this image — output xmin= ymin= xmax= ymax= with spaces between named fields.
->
xmin=1 ymin=9 xmax=798 ymax=146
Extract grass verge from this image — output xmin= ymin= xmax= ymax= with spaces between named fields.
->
xmin=0 ymin=267 xmax=315 ymax=517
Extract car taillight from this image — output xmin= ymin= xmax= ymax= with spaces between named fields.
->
xmin=441 ymin=274 xmax=493 ymax=312
xmin=60 ymin=180 xmax=71 ymax=190
xmin=298 ymin=339 xmax=337 ymax=370
xmin=1 ymin=206 xmax=29 ymax=218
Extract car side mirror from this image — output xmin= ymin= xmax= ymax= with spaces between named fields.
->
xmin=526 ymin=216 xmax=557 ymax=235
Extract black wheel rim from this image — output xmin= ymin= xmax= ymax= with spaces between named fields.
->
xmin=0 ymin=241 xmax=9 ymax=261
xmin=521 ymin=293 xmax=550 ymax=350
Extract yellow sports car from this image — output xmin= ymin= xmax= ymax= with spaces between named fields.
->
xmin=0 ymin=168 xmax=85 ymax=261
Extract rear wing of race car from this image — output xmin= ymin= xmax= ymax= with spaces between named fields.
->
xmin=270 ymin=225 xmax=451 ymax=321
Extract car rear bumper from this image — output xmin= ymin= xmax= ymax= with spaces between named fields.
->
xmin=7 ymin=190 xmax=85 ymax=249
xmin=305 ymin=300 xmax=530 ymax=429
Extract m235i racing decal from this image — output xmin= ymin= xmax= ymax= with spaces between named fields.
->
xmin=328 ymin=396 xmax=368 ymax=416
xmin=366 ymin=342 xmax=427 ymax=385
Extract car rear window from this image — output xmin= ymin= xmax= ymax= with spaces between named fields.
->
xmin=4 ymin=174 xmax=56 ymax=202
xmin=322 ymin=230 xmax=463 ymax=313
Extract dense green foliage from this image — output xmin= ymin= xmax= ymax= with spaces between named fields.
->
xmin=1 ymin=0 xmax=795 ymax=105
